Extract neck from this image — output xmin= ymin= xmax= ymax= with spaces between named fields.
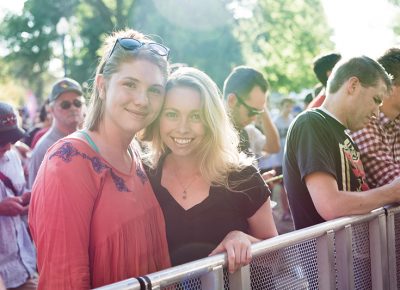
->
xmin=96 ymin=121 xmax=134 ymax=152
xmin=321 ymin=97 xmax=347 ymax=127
xmin=53 ymin=122 xmax=77 ymax=136
xmin=166 ymin=154 xmax=200 ymax=176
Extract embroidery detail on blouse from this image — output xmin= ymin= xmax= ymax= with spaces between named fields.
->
xmin=49 ymin=142 xmax=131 ymax=192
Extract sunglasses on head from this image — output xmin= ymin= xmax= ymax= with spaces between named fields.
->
xmin=235 ymin=94 xmax=265 ymax=117
xmin=100 ymin=38 xmax=169 ymax=73
xmin=59 ymin=99 xmax=83 ymax=110
xmin=110 ymin=37 xmax=169 ymax=60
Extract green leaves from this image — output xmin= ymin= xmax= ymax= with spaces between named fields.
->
xmin=236 ymin=0 xmax=334 ymax=94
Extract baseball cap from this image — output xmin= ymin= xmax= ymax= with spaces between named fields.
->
xmin=0 ymin=102 xmax=27 ymax=145
xmin=49 ymin=78 xmax=83 ymax=102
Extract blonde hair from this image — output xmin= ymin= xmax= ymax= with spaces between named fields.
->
xmin=84 ymin=28 xmax=170 ymax=131
xmin=143 ymin=67 xmax=253 ymax=187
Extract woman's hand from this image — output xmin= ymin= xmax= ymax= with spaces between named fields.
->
xmin=209 ymin=230 xmax=259 ymax=274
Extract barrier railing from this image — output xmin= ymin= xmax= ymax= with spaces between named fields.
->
xmin=96 ymin=206 xmax=396 ymax=290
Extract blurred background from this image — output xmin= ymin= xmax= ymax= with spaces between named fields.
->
xmin=0 ymin=0 xmax=399 ymax=123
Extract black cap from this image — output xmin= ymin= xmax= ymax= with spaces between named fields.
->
xmin=0 ymin=102 xmax=27 ymax=145
xmin=49 ymin=78 xmax=83 ymax=102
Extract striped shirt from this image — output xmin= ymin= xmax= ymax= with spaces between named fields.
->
xmin=351 ymin=112 xmax=400 ymax=188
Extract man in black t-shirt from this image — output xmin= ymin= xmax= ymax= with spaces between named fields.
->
xmin=283 ymin=56 xmax=400 ymax=230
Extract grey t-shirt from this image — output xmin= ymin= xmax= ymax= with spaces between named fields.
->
xmin=28 ymin=126 xmax=66 ymax=188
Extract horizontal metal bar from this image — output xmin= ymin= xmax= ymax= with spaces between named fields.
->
xmin=95 ymin=207 xmax=389 ymax=290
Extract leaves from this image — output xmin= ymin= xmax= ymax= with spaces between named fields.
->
xmin=0 ymin=0 xmax=336 ymax=99
xmin=236 ymin=0 xmax=334 ymax=93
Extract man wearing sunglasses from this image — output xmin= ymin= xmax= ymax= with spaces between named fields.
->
xmin=223 ymin=66 xmax=280 ymax=156
xmin=29 ymin=78 xmax=84 ymax=188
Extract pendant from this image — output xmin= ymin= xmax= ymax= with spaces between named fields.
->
xmin=182 ymin=190 xmax=187 ymax=199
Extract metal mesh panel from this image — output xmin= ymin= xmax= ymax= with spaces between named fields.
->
xmin=351 ymin=222 xmax=372 ymax=290
xmin=394 ymin=213 xmax=400 ymax=290
xmin=223 ymin=269 xmax=230 ymax=290
xmin=250 ymin=239 xmax=319 ymax=289
xmin=161 ymin=277 xmax=202 ymax=290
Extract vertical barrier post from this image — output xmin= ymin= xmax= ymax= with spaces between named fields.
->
xmin=369 ymin=213 xmax=389 ymax=290
xmin=335 ymin=224 xmax=354 ymax=289
xmin=229 ymin=264 xmax=251 ymax=290
xmin=387 ymin=210 xmax=398 ymax=290
xmin=200 ymin=265 xmax=224 ymax=290
xmin=316 ymin=230 xmax=336 ymax=290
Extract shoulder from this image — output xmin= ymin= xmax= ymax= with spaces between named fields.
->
xmin=6 ymin=148 xmax=20 ymax=162
xmin=228 ymin=165 xmax=264 ymax=189
xmin=227 ymin=165 xmax=269 ymax=216
xmin=44 ymin=137 xmax=99 ymax=171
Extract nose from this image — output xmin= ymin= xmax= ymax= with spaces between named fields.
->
xmin=133 ymin=88 xmax=149 ymax=107
xmin=177 ymin=117 xmax=190 ymax=134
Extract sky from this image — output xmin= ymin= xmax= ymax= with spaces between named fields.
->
xmin=321 ymin=0 xmax=400 ymax=58
xmin=0 ymin=0 xmax=399 ymax=58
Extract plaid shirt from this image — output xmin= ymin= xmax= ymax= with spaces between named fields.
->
xmin=351 ymin=112 xmax=400 ymax=188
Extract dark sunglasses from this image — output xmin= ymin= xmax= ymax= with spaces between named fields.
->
xmin=100 ymin=38 xmax=169 ymax=73
xmin=59 ymin=99 xmax=83 ymax=110
xmin=109 ymin=38 xmax=169 ymax=60
xmin=235 ymin=94 xmax=265 ymax=117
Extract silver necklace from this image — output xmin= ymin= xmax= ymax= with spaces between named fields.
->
xmin=172 ymin=170 xmax=199 ymax=200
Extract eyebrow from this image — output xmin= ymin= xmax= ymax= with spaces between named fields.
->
xmin=122 ymin=77 xmax=164 ymax=87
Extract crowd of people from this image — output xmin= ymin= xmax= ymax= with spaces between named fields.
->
xmin=0 ymin=27 xmax=399 ymax=289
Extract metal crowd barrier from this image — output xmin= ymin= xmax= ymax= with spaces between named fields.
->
xmin=96 ymin=205 xmax=400 ymax=290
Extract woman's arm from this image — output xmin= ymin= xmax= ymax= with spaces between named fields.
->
xmin=29 ymin=142 xmax=98 ymax=289
xmin=248 ymin=198 xmax=278 ymax=239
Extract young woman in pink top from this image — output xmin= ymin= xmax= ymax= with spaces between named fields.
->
xmin=29 ymin=29 xmax=171 ymax=289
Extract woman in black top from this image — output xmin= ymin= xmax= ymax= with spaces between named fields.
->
xmin=142 ymin=67 xmax=278 ymax=273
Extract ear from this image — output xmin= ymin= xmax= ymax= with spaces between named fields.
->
xmin=227 ymin=93 xmax=238 ymax=108
xmin=48 ymin=104 xmax=55 ymax=115
xmin=96 ymin=74 xmax=106 ymax=100
xmin=346 ymin=76 xmax=361 ymax=95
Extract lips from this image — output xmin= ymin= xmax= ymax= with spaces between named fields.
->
xmin=125 ymin=108 xmax=148 ymax=118
xmin=172 ymin=137 xmax=193 ymax=145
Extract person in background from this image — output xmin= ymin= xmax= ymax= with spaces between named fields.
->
xmin=0 ymin=102 xmax=37 ymax=290
xmin=28 ymin=77 xmax=84 ymax=188
xmin=284 ymin=56 xmax=400 ymax=230
xmin=0 ymin=276 xmax=6 ymax=290
xmin=308 ymin=52 xmax=342 ymax=109
xmin=24 ymin=100 xmax=52 ymax=148
xmin=143 ymin=67 xmax=278 ymax=273
xmin=352 ymin=48 xmax=400 ymax=188
xmin=29 ymin=28 xmax=171 ymax=289
xmin=223 ymin=66 xmax=280 ymax=156
xmin=259 ymin=97 xmax=295 ymax=222
xmin=30 ymin=100 xmax=53 ymax=149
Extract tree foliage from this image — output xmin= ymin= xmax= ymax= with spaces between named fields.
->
xmin=235 ymin=0 xmax=335 ymax=94
xmin=0 ymin=0 xmax=138 ymax=100
xmin=0 ymin=0 xmax=336 ymax=99
xmin=131 ymin=0 xmax=243 ymax=88
xmin=0 ymin=0 xmax=78 ymax=98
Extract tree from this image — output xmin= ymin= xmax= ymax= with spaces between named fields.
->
xmin=0 ymin=0 xmax=78 ymax=99
xmin=131 ymin=0 xmax=244 ymax=88
xmin=0 ymin=0 xmax=138 ymax=100
xmin=235 ymin=0 xmax=334 ymax=94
